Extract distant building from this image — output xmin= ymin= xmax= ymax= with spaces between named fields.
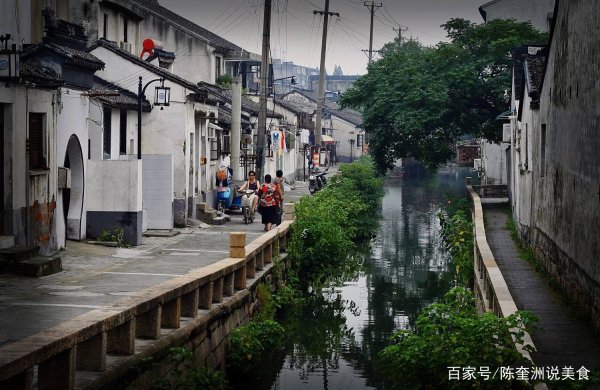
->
xmin=308 ymin=75 xmax=361 ymax=94
xmin=271 ymin=60 xmax=319 ymax=94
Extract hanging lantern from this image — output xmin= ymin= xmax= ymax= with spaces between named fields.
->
xmin=0 ymin=37 xmax=19 ymax=81
xmin=154 ymin=81 xmax=170 ymax=106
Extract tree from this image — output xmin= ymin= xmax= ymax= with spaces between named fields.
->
xmin=340 ymin=18 xmax=547 ymax=172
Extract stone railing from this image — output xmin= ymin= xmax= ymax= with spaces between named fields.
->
xmin=466 ymin=180 xmax=535 ymax=362
xmin=0 ymin=219 xmax=294 ymax=389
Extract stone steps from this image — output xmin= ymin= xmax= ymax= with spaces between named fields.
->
xmin=0 ymin=236 xmax=14 ymax=249
xmin=0 ymin=245 xmax=63 ymax=277
xmin=196 ymin=202 xmax=230 ymax=225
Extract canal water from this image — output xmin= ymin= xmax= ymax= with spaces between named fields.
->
xmin=266 ymin=166 xmax=473 ymax=390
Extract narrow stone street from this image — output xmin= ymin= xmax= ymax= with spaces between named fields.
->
xmin=484 ymin=206 xmax=600 ymax=371
xmin=0 ymin=178 xmax=315 ymax=347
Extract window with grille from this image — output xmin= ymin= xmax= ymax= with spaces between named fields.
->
xmin=29 ymin=113 xmax=46 ymax=169
xmin=210 ymin=139 xmax=219 ymax=161
xmin=221 ymin=132 xmax=231 ymax=155
xmin=356 ymin=134 xmax=364 ymax=149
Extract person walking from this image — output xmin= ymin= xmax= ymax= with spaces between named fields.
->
xmin=238 ymin=170 xmax=260 ymax=214
xmin=258 ymin=174 xmax=281 ymax=231
xmin=274 ymin=170 xmax=285 ymax=225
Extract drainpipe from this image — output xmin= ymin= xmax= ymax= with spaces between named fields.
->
xmin=25 ymin=87 xmax=30 ymax=247
xmin=231 ymin=75 xmax=242 ymax=179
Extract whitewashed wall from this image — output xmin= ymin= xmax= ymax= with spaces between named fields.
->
xmin=56 ymin=87 xmax=91 ymax=246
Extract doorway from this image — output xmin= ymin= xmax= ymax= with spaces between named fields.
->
xmin=63 ymin=135 xmax=84 ymax=240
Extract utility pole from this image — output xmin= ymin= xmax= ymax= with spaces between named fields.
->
xmin=257 ymin=0 xmax=271 ymax=181
xmin=393 ymin=25 xmax=407 ymax=41
xmin=314 ymin=0 xmax=339 ymax=146
xmin=364 ymin=1 xmax=382 ymax=64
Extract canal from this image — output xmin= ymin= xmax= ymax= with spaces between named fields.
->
xmin=265 ymin=166 xmax=472 ymax=390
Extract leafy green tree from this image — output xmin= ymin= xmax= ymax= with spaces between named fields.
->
xmin=340 ymin=18 xmax=547 ymax=172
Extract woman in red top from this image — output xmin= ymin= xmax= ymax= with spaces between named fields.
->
xmin=258 ymin=174 xmax=281 ymax=231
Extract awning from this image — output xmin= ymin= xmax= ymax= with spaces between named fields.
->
xmin=208 ymin=122 xmax=224 ymax=131
xmin=322 ymin=135 xmax=335 ymax=143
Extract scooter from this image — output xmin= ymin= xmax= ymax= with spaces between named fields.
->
xmin=216 ymin=184 xmax=243 ymax=215
xmin=308 ymin=167 xmax=329 ymax=194
xmin=239 ymin=189 xmax=256 ymax=224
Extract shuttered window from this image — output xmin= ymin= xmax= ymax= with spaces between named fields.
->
xmin=29 ymin=113 xmax=46 ymax=169
xmin=103 ymin=106 xmax=111 ymax=159
xmin=120 ymin=109 xmax=127 ymax=155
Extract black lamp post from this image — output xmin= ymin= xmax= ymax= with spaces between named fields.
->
xmin=137 ymin=76 xmax=170 ymax=159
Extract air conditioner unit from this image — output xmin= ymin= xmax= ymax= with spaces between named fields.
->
xmin=473 ymin=158 xmax=482 ymax=171
xmin=502 ymin=123 xmax=511 ymax=143
xmin=58 ymin=167 xmax=71 ymax=189
xmin=119 ymin=41 xmax=132 ymax=53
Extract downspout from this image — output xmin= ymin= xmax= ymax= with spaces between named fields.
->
xmin=25 ymin=86 xmax=30 ymax=247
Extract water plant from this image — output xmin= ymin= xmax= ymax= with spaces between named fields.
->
xmin=378 ymin=287 xmax=538 ymax=389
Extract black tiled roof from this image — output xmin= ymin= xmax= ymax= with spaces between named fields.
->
xmin=92 ymin=76 xmax=152 ymax=112
xmin=129 ymin=0 xmax=242 ymax=52
xmin=20 ymin=61 xmax=64 ymax=89
xmin=328 ymin=108 xmax=363 ymax=126
xmin=91 ymin=39 xmax=217 ymax=100
xmin=21 ymin=42 xmax=105 ymax=71
xmin=198 ymin=82 xmax=283 ymax=118
xmin=218 ymin=106 xmax=251 ymax=128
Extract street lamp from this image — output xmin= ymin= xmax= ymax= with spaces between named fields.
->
xmin=137 ymin=76 xmax=170 ymax=159
xmin=271 ymin=75 xmax=297 ymax=95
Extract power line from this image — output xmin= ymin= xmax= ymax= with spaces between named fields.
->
xmin=363 ymin=1 xmax=382 ymax=64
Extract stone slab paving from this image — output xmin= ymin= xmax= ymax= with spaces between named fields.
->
xmin=484 ymin=205 xmax=600 ymax=371
xmin=0 ymin=173 xmax=320 ymax=348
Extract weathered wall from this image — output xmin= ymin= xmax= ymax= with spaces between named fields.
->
xmin=532 ymin=0 xmax=600 ymax=327
xmin=480 ymin=141 xmax=508 ymax=185
xmin=0 ymin=85 xmax=59 ymax=250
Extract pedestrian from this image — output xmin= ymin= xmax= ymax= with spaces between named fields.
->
xmin=274 ymin=169 xmax=285 ymax=225
xmin=258 ymin=174 xmax=281 ymax=231
xmin=238 ymin=170 xmax=260 ymax=214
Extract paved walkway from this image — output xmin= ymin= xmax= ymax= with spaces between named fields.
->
xmin=0 ymin=171 xmax=324 ymax=347
xmin=484 ymin=205 xmax=600 ymax=370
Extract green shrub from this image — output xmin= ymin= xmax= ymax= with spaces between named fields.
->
xmin=226 ymin=319 xmax=285 ymax=375
xmin=289 ymin=156 xmax=383 ymax=290
xmin=438 ymin=196 xmax=474 ymax=286
xmin=150 ymin=347 xmax=227 ymax=390
xmin=378 ymin=287 xmax=538 ymax=389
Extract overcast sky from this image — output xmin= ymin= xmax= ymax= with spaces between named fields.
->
xmin=161 ymin=0 xmax=488 ymax=75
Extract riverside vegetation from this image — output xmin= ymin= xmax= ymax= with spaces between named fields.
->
xmin=377 ymin=195 xmax=540 ymax=389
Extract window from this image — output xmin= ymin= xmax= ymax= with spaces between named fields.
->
xmin=221 ymin=131 xmax=231 ymax=155
xmin=103 ymin=106 xmax=111 ymax=159
xmin=541 ymin=124 xmax=546 ymax=177
xmin=215 ymin=56 xmax=222 ymax=80
xmin=29 ymin=113 xmax=46 ymax=169
xmin=119 ymin=109 xmax=127 ymax=155
xmin=103 ymin=13 xmax=108 ymax=38
xmin=524 ymin=123 xmax=529 ymax=171
xmin=210 ymin=139 xmax=219 ymax=161
xmin=356 ymin=134 xmax=364 ymax=149
xmin=123 ymin=17 xmax=128 ymax=43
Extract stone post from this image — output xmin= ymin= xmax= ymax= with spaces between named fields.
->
xmin=229 ymin=232 xmax=246 ymax=258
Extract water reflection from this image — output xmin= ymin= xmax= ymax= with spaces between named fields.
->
xmin=269 ymin=167 xmax=472 ymax=390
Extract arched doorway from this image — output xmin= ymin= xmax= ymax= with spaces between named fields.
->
xmin=63 ymin=135 xmax=84 ymax=240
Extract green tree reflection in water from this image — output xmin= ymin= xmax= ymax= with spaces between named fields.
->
xmin=270 ymin=167 xmax=472 ymax=390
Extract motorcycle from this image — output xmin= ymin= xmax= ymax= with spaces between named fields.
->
xmin=308 ymin=167 xmax=329 ymax=194
xmin=239 ymin=189 xmax=256 ymax=224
